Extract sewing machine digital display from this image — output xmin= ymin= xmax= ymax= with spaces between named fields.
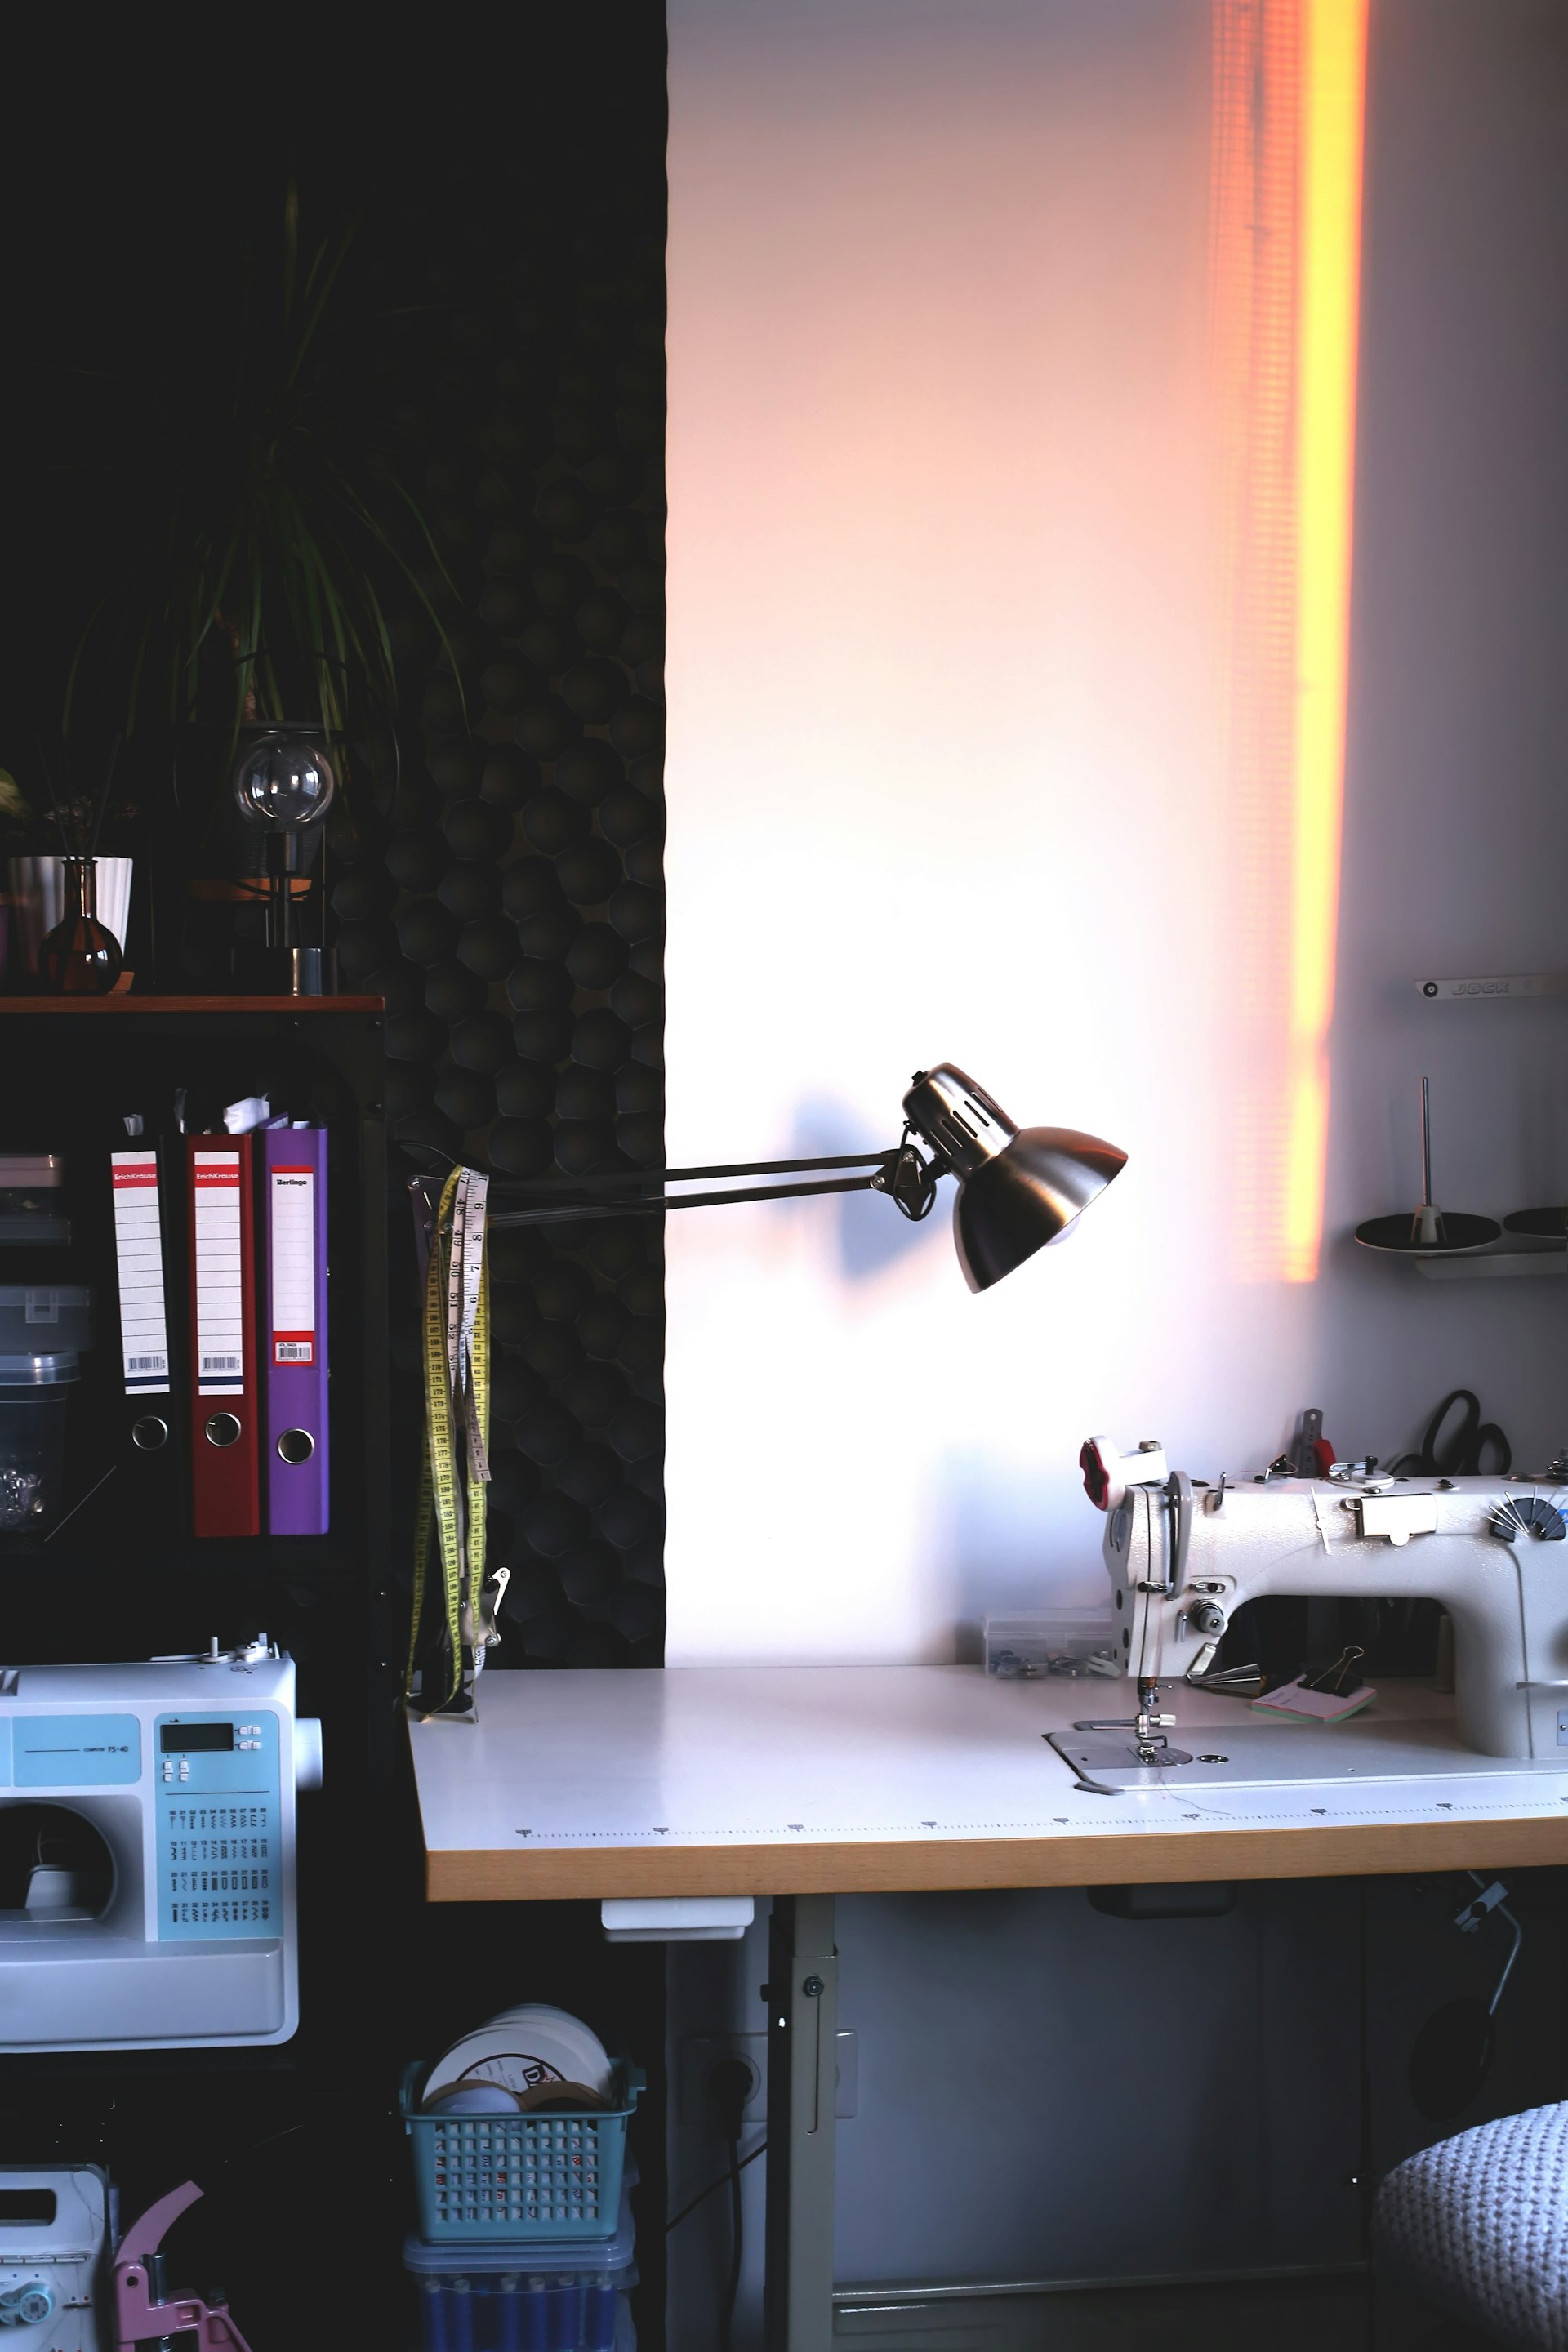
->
xmin=154 ymin=1712 xmax=279 ymax=1942
xmin=160 ymin=1722 xmax=233 ymax=1751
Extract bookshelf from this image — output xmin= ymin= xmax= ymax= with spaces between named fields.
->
xmin=0 ymin=997 xmax=393 ymax=2340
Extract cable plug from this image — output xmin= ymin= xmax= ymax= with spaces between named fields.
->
xmin=706 ymin=2055 xmax=754 ymax=2149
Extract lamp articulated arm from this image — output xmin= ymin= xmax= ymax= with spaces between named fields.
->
xmin=409 ymin=1064 xmax=1127 ymax=1292
xmin=480 ymin=1138 xmax=945 ymax=1229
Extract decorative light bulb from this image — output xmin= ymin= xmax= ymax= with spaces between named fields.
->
xmin=230 ymin=729 xmax=336 ymax=831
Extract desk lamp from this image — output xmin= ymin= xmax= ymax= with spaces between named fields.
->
xmin=484 ymin=1062 xmax=1126 ymax=1290
xmin=405 ymin=1067 xmax=1125 ymax=1709
xmin=229 ymin=726 xmax=336 ymax=996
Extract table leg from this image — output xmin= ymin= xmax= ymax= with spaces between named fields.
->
xmin=764 ymin=1894 xmax=838 ymax=2350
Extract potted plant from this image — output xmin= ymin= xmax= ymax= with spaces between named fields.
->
xmin=65 ymin=181 xmax=455 ymax=991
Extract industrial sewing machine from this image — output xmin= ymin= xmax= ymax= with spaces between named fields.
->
xmin=0 ymin=1641 xmax=321 ymax=2051
xmin=1059 ymin=1436 xmax=1568 ymax=1789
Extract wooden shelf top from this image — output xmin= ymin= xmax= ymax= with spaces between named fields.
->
xmin=0 ymin=996 xmax=385 ymax=1014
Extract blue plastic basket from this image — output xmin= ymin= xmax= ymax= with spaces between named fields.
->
xmin=402 ymin=2061 xmax=644 ymax=2244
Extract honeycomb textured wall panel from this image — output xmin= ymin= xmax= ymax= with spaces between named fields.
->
xmin=345 ymin=47 xmax=667 ymax=1674
xmin=0 ymin=20 xmax=666 ymax=1682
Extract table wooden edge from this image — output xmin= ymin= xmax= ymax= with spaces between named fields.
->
xmin=422 ymin=1815 xmax=1568 ymax=1901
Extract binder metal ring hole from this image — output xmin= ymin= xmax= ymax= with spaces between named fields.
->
xmin=131 ymin=1416 xmax=169 ymax=1453
xmin=203 ymin=1414 xmax=242 ymax=1449
xmin=277 ymin=1428 xmax=314 ymax=1464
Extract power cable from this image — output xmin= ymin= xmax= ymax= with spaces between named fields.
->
xmin=706 ymin=2057 xmax=755 ymax=2352
xmin=664 ymin=2137 xmax=765 ymax=2236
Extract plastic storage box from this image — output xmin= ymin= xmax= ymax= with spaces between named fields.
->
xmin=0 ymin=1288 xmax=94 ymax=1352
xmin=0 ymin=1159 xmax=69 ymax=1247
xmin=403 ymin=2063 xmax=644 ymax=2244
xmin=404 ymin=2192 xmax=637 ymax=2351
xmin=0 ymin=1291 xmax=94 ymax=1535
xmin=983 ymin=1611 xmax=1120 ymax=1680
xmin=0 ymin=1352 xmax=80 ymax=1531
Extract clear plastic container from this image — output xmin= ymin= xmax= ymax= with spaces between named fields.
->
xmin=403 ymin=2193 xmax=637 ymax=2351
xmin=0 ymin=1353 xmax=80 ymax=1532
xmin=0 ymin=1287 xmax=94 ymax=1352
xmin=984 ymin=1611 xmax=1120 ymax=1681
xmin=0 ymin=1157 xmax=69 ymax=1247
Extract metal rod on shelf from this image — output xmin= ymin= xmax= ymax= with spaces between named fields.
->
xmin=1421 ymin=1076 xmax=1432 ymax=1209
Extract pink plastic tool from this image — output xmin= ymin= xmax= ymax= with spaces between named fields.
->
xmin=114 ymin=2181 xmax=256 ymax=2351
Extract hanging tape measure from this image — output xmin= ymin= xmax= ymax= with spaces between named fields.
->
xmin=406 ymin=1167 xmax=500 ymax=1713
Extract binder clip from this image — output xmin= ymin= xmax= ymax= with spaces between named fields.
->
xmin=1302 ymin=1643 xmax=1365 ymax=1698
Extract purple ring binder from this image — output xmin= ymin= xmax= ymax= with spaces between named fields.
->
xmin=261 ymin=1123 xmax=329 ymax=1535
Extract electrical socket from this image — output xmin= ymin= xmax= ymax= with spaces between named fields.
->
xmin=679 ymin=2031 xmax=858 ymax=2123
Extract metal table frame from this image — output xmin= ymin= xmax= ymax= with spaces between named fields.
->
xmin=408 ymin=1664 xmax=1568 ymax=2351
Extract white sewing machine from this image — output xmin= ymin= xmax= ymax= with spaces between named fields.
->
xmin=1066 ymin=1437 xmax=1568 ymax=1783
xmin=0 ymin=1642 xmax=321 ymax=2051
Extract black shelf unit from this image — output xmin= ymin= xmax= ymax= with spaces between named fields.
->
xmin=0 ymin=996 xmax=394 ymax=2341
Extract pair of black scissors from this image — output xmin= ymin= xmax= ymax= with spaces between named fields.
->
xmin=1393 ymin=1390 xmax=1511 ymax=1477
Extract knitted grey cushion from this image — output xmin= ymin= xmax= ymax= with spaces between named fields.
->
xmin=1376 ymin=2102 xmax=1568 ymax=2350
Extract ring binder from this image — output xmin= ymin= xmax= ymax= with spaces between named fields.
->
xmin=261 ymin=1123 xmax=329 ymax=1535
xmin=186 ymin=1134 xmax=260 ymax=1537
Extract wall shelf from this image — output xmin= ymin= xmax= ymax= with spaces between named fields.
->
xmin=1412 ymin=1250 xmax=1566 ymax=1281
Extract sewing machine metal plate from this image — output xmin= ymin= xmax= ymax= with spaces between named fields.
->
xmin=1049 ymin=1712 xmax=1568 ymax=1796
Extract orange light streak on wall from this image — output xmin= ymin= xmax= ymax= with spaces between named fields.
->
xmin=1286 ymin=0 xmax=1367 ymax=1278
xmin=1210 ymin=0 xmax=1367 ymax=1282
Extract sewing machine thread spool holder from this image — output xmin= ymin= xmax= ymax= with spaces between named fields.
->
xmin=1355 ymin=1078 xmax=1501 ymax=1256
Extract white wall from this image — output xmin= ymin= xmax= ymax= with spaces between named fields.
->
xmin=663 ymin=0 xmax=1568 ymax=2333
xmin=665 ymin=0 xmax=1568 ymax=1668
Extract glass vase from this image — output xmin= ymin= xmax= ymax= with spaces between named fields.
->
xmin=38 ymin=858 xmax=123 ymax=994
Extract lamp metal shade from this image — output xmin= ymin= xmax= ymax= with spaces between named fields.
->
xmin=902 ymin=1064 xmax=1126 ymax=1292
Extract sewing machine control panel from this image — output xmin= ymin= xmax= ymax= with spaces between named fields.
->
xmin=154 ymin=1712 xmax=281 ymax=1942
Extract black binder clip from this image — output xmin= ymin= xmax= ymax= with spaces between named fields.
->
xmin=1303 ymin=1643 xmax=1365 ymax=1698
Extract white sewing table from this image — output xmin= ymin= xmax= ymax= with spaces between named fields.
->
xmin=407 ymin=1668 xmax=1568 ymax=2350
xmin=408 ymin=1665 xmax=1568 ymax=1897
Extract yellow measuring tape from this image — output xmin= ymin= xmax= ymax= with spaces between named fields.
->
xmin=405 ymin=1166 xmax=497 ymax=1712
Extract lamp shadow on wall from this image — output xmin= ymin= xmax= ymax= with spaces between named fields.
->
xmin=939 ymin=1454 xmax=1111 ymax=1663
xmin=784 ymin=1096 xmax=946 ymax=1282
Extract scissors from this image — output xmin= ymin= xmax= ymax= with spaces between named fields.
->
xmin=1394 ymin=1389 xmax=1511 ymax=1478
